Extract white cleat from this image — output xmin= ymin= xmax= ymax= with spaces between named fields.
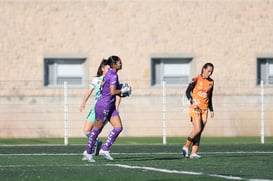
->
xmin=82 ymin=150 xmax=95 ymax=162
xmin=82 ymin=150 xmax=88 ymax=161
xmin=190 ymin=153 xmax=201 ymax=159
xmin=99 ymin=149 xmax=114 ymax=160
xmin=182 ymin=146 xmax=189 ymax=158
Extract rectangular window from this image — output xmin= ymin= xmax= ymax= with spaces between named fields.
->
xmin=151 ymin=57 xmax=192 ymax=86
xmin=44 ymin=58 xmax=86 ymax=87
xmin=257 ymin=58 xmax=273 ymax=85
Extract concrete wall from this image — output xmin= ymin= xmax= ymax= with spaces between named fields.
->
xmin=0 ymin=0 xmax=273 ymax=137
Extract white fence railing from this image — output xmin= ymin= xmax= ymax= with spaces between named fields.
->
xmin=0 ymin=80 xmax=272 ymax=145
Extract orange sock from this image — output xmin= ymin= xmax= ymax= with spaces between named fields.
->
xmin=191 ymin=145 xmax=199 ymax=154
xmin=184 ymin=137 xmax=193 ymax=148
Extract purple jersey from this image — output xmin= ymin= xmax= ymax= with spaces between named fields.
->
xmin=95 ymin=68 xmax=120 ymax=122
xmin=99 ymin=68 xmax=119 ymax=106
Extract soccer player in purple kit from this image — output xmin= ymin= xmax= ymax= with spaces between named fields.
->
xmin=80 ymin=59 xmax=109 ymax=157
xmin=82 ymin=55 xmax=131 ymax=162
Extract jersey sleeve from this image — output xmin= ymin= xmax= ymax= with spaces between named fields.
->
xmin=89 ymin=77 xmax=97 ymax=89
xmin=208 ymin=83 xmax=214 ymax=112
xmin=185 ymin=77 xmax=197 ymax=104
xmin=109 ymin=74 xmax=118 ymax=86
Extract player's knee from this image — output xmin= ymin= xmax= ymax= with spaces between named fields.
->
xmin=114 ymin=127 xmax=123 ymax=134
xmin=193 ymin=127 xmax=202 ymax=134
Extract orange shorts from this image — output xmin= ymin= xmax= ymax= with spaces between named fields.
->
xmin=189 ymin=105 xmax=208 ymax=124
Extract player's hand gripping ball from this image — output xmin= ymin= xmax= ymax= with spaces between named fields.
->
xmin=120 ymin=83 xmax=132 ymax=97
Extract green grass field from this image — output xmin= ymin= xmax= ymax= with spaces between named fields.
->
xmin=0 ymin=137 xmax=273 ymax=181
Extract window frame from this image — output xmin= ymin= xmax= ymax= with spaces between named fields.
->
xmin=44 ymin=57 xmax=87 ymax=87
xmin=151 ymin=56 xmax=193 ymax=87
xmin=257 ymin=57 xmax=273 ymax=86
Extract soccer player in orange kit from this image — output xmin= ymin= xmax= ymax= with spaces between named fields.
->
xmin=182 ymin=62 xmax=214 ymax=159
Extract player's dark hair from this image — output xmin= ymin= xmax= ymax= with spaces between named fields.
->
xmin=201 ymin=62 xmax=214 ymax=75
xmin=107 ymin=55 xmax=121 ymax=68
xmin=96 ymin=58 xmax=108 ymax=77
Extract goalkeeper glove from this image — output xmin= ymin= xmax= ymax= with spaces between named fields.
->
xmin=121 ymin=83 xmax=132 ymax=97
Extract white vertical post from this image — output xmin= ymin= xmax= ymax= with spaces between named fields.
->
xmin=260 ymin=80 xmax=264 ymax=144
xmin=64 ymin=81 xmax=68 ymax=145
xmin=162 ymin=81 xmax=167 ymax=145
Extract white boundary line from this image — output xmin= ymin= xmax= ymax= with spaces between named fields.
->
xmin=0 ymin=152 xmax=272 ymax=181
xmin=0 ymin=151 xmax=273 ymax=156
xmin=0 ymin=164 xmax=93 ymax=168
xmin=0 ymin=163 xmax=271 ymax=181
xmin=107 ymin=164 xmax=273 ymax=181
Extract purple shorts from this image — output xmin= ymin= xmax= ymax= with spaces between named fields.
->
xmin=95 ymin=103 xmax=119 ymax=123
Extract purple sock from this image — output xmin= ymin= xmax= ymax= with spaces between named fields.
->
xmin=102 ymin=127 xmax=123 ymax=151
xmin=86 ymin=127 xmax=101 ymax=154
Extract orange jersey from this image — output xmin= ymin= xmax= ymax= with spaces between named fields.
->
xmin=190 ymin=75 xmax=214 ymax=110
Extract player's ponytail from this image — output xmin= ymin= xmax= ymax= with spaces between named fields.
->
xmin=96 ymin=58 xmax=108 ymax=77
